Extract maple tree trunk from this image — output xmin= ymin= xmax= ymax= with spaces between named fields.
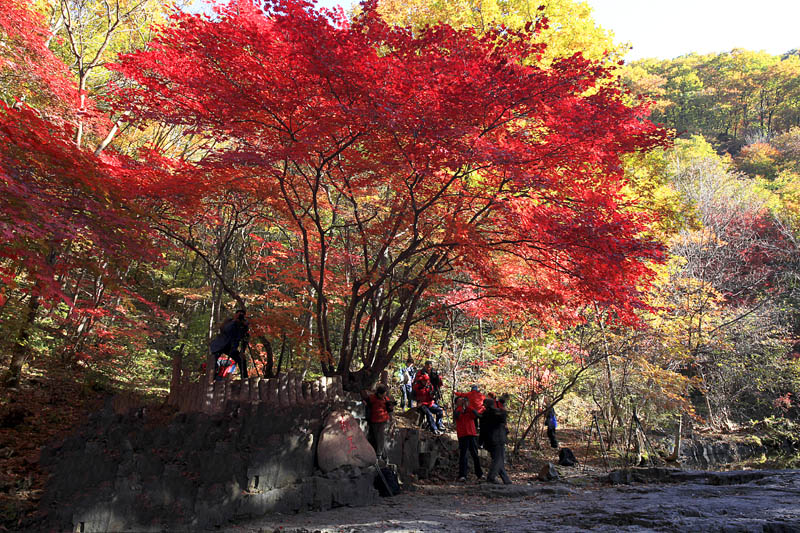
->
xmin=4 ymin=293 xmax=41 ymax=387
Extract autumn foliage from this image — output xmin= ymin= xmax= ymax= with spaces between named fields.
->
xmin=108 ymin=0 xmax=668 ymax=386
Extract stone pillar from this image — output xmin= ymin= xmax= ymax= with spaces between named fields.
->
xmin=319 ymin=377 xmax=328 ymax=402
xmin=331 ymin=375 xmax=344 ymax=401
xmin=239 ymin=378 xmax=250 ymax=403
xmin=205 ymin=351 xmax=216 ymax=386
xmin=202 ymin=381 xmax=215 ymax=415
xmin=293 ymin=374 xmax=303 ymax=404
xmin=285 ymin=374 xmax=296 ymax=407
xmin=190 ymin=382 xmax=203 ymax=413
xmin=311 ymin=380 xmax=320 ymax=402
xmin=249 ymin=377 xmax=261 ymax=404
xmin=258 ymin=378 xmax=269 ymax=403
xmin=209 ymin=381 xmax=223 ymax=414
xmin=278 ymin=374 xmax=290 ymax=408
xmin=223 ymin=379 xmax=232 ymax=409
xmin=265 ymin=377 xmax=278 ymax=406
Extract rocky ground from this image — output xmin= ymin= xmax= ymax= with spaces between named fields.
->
xmin=226 ymin=469 xmax=800 ymax=532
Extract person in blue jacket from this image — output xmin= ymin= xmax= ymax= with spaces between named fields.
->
xmin=545 ymin=406 xmax=558 ymax=449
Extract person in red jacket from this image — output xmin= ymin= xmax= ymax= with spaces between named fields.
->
xmin=413 ymin=363 xmax=444 ymax=434
xmin=361 ymin=384 xmax=395 ymax=460
xmin=455 ymin=385 xmax=486 ymax=414
xmin=454 ymin=397 xmax=483 ymax=481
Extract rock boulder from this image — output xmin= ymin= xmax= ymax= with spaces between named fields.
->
xmin=317 ymin=409 xmax=376 ymax=472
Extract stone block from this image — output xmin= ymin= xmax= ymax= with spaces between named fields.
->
xmin=246 ymin=432 xmax=315 ymax=488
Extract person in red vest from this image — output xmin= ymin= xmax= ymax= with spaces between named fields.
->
xmin=361 ymin=384 xmax=395 ymax=460
xmin=454 ymin=396 xmax=483 ymax=481
xmin=413 ymin=361 xmax=444 ymax=434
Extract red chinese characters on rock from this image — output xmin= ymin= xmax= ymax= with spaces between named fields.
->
xmin=318 ymin=410 xmax=377 ymax=472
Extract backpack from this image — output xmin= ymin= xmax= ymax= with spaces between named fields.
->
xmin=558 ymin=447 xmax=577 ymax=467
xmin=215 ymin=355 xmax=237 ymax=380
xmin=374 ymin=466 xmax=401 ymax=497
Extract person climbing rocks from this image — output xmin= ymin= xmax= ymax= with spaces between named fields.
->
xmin=209 ymin=309 xmax=249 ymax=380
xmin=454 ymin=396 xmax=483 ymax=482
xmin=398 ymin=358 xmax=416 ymax=409
xmin=545 ymin=405 xmax=559 ymax=449
xmin=413 ymin=361 xmax=444 ymax=434
xmin=361 ymin=384 xmax=395 ymax=460
xmin=480 ymin=396 xmax=512 ymax=485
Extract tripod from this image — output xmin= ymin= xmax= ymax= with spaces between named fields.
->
xmin=582 ymin=412 xmax=610 ymax=472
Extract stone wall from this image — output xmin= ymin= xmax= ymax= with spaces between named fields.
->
xmin=678 ymin=437 xmax=768 ymax=469
xmin=38 ymin=400 xmax=377 ymax=532
xmin=37 ymin=394 xmax=463 ymax=532
xmin=167 ymin=369 xmax=345 ymax=416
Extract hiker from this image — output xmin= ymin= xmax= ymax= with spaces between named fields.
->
xmin=398 ymin=358 xmax=416 ymax=409
xmin=413 ymin=361 xmax=444 ymax=434
xmin=545 ymin=405 xmax=559 ymax=449
xmin=480 ymin=396 xmax=512 ymax=484
xmin=454 ymin=396 xmax=483 ymax=481
xmin=361 ymin=384 xmax=395 ymax=460
xmin=209 ymin=309 xmax=249 ymax=379
xmin=455 ymin=384 xmax=486 ymax=415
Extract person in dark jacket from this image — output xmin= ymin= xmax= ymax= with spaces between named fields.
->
xmin=480 ymin=397 xmax=511 ymax=484
xmin=209 ymin=309 xmax=249 ymax=379
xmin=454 ymin=397 xmax=483 ymax=481
xmin=361 ymin=384 xmax=395 ymax=460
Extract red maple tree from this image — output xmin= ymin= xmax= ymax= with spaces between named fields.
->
xmin=111 ymin=0 xmax=668 ymax=387
xmin=0 ymin=1 xmax=157 ymax=385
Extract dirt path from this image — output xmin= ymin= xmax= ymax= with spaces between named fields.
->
xmin=226 ymin=469 xmax=800 ymax=532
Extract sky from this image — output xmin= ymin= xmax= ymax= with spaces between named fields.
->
xmin=302 ymin=0 xmax=800 ymax=61
xmin=587 ymin=0 xmax=800 ymax=60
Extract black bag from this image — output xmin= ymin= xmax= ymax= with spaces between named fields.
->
xmin=558 ymin=447 xmax=577 ymax=467
xmin=374 ymin=466 xmax=401 ymax=497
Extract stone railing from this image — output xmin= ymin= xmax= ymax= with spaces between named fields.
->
xmin=167 ymin=352 xmax=345 ymax=415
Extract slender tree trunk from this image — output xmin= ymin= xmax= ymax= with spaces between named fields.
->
xmin=666 ymin=414 xmax=683 ymax=462
xmin=4 ymin=293 xmax=41 ymax=387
